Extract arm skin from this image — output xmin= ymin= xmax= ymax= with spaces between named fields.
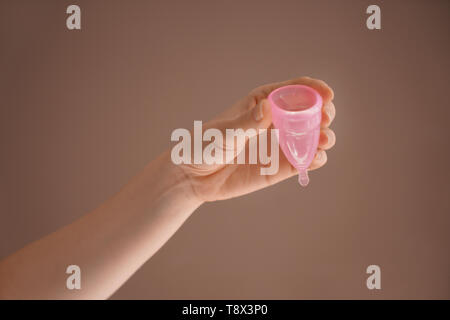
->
xmin=0 ymin=76 xmax=336 ymax=299
xmin=0 ymin=152 xmax=202 ymax=299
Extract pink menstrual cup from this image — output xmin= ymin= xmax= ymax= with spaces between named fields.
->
xmin=268 ymin=85 xmax=323 ymax=187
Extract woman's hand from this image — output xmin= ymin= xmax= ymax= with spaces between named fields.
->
xmin=177 ymin=76 xmax=337 ymax=202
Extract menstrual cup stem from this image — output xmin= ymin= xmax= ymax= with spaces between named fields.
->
xmin=298 ymin=169 xmax=309 ymax=187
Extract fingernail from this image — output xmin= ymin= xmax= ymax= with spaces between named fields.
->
xmin=324 ymin=103 xmax=335 ymax=121
xmin=326 ymin=130 xmax=335 ymax=146
xmin=324 ymin=105 xmax=331 ymax=118
xmin=316 ymin=151 xmax=322 ymax=160
xmin=316 ymin=150 xmax=324 ymax=161
xmin=253 ymin=102 xmax=264 ymax=121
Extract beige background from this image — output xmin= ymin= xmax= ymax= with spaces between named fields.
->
xmin=0 ymin=0 xmax=449 ymax=299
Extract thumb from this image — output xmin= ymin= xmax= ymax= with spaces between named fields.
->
xmin=211 ymin=99 xmax=272 ymax=156
xmin=225 ymin=99 xmax=272 ymax=134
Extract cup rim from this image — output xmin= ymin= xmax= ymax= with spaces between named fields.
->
xmin=268 ymin=84 xmax=323 ymax=115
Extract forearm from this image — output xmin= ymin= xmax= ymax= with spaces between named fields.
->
xmin=0 ymin=152 xmax=202 ymax=299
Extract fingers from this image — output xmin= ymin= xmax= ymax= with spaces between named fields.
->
xmin=321 ymin=101 xmax=336 ymax=128
xmin=309 ymin=150 xmax=327 ymax=170
xmin=318 ymin=127 xmax=336 ymax=150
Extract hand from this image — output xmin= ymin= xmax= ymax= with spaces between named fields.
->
xmin=0 ymin=76 xmax=335 ymax=299
xmin=176 ymin=76 xmax=336 ymax=202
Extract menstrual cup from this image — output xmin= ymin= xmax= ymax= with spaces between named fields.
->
xmin=268 ymin=85 xmax=323 ymax=187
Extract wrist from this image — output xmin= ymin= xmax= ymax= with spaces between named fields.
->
xmin=117 ymin=151 xmax=203 ymax=216
xmin=150 ymin=151 xmax=204 ymax=209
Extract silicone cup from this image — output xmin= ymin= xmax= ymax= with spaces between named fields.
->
xmin=268 ymin=85 xmax=323 ymax=187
